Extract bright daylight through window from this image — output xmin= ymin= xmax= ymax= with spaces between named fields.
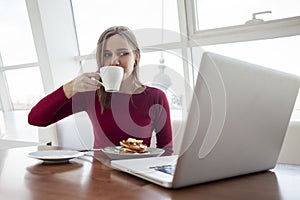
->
xmin=195 ymin=0 xmax=300 ymax=30
xmin=194 ymin=0 xmax=300 ymax=110
xmin=0 ymin=0 xmax=44 ymax=111
xmin=1 ymin=0 xmax=299 ymax=112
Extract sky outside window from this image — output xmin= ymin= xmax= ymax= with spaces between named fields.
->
xmin=195 ymin=0 xmax=300 ymax=30
xmin=0 ymin=0 xmax=38 ymax=66
xmin=71 ymin=0 xmax=180 ymax=55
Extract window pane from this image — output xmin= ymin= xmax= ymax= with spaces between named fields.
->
xmin=71 ymin=0 xmax=180 ymax=55
xmin=140 ymin=50 xmax=188 ymax=120
xmin=203 ymin=35 xmax=300 ymax=76
xmin=202 ymin=35 xmax=300 ymax=109
xmin=195 ymin=0 xmax=300 ymax=30
xmin=5 ymin=67 xmax=44 ymax=110
xmin=0 ymin=0 xmax=38 ymax=66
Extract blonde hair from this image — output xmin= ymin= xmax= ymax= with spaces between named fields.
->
xmin=96 ymin=26 xmax=143 ymax=112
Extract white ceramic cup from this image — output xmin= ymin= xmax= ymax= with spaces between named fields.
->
xmin=98 ymin=66 xmax=124 ymax=92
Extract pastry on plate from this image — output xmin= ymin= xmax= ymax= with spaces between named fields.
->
xmin=119 ymin=138 xmax=148 ymax=153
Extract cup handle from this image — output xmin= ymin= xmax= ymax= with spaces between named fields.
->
xmin=91 ymin=77 xmax=105 ymax=87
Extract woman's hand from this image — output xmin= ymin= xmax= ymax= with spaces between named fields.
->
xmin=63 ymin=72 xmax=101 ymax=99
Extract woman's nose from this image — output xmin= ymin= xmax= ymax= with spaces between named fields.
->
xmin=110 ymin=54 xmax=120 ymax=66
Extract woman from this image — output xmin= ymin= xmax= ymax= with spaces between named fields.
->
xmin=28 ymin=26 xmax=173 ymax=155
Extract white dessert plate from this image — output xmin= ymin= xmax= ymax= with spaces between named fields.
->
xmin=28 ymin=150 xmax=84 ymax=163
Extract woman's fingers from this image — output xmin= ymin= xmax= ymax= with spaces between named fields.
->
xmin=73 ymin=73 xmax=101 ymax=92
xmin=86 ymin=72 xmax=101 ymax=80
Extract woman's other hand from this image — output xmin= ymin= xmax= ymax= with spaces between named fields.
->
xmin=63 ymin=72 xmax=100 ymax=99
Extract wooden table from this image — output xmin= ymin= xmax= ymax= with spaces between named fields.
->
xmin=0 ymin=146 xmax=300 ymax=200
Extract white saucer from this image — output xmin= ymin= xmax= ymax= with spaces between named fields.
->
xmin=28 ymin=150 xmax=84 ymax=163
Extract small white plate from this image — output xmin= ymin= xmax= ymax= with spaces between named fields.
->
xmin=28 ymin=150 xmax=84 ymax=163
xmin=102 ymin=146 xmax=165 ymax=160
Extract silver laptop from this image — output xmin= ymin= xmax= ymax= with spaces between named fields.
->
xmin=111 ymin=52 xmax=299 ymax=188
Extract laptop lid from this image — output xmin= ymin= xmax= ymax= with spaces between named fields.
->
xmin=111 ymin=52 xmax=299 ymax=188
xmin=172 ymin=52 xmax=299 ymax=188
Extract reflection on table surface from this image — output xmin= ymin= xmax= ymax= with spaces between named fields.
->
xmin=0 ymin=145 xmax=300 ymax=200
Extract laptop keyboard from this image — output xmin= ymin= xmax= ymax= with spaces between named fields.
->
xmin=149 ymin=165 xmax=176 ymax=175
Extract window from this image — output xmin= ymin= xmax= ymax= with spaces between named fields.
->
xmin=202 ymin=35 xmax=300 ymax=109
xmin=0 ymin=0 xmax=44 ymax=111
xmin=71 ymin=0 xmax=180 ymax=55
xmin=140 ymin=50 xmax=187 ymax=120
xmin=0 ymin=0 xmax=37 ymax=66
xmin=194 ymin=0 xmax=300 ymax=30
xmin=5 ymin=67 xmax=44 ymax=110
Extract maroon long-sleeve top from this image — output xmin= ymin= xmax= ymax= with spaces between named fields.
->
xmin=28 ymin=86 xmax=173 ymax=155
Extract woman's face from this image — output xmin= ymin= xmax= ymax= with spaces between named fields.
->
xmin=103 ymin=34 xmax=136 ymax=79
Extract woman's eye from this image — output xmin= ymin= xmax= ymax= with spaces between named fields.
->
xmin=118 ymin=52 xmax=129 ymax=56
xmin=104 ymin=53 xmax=112 ymax=57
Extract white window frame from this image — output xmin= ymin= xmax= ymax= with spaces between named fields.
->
xmin=185 ymin=0 xmax=300 ymax=46
xmin=0 ymin=60 xmax=39 ymax=111
xmin=0 ymin=53 xmax=13 ymax=111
